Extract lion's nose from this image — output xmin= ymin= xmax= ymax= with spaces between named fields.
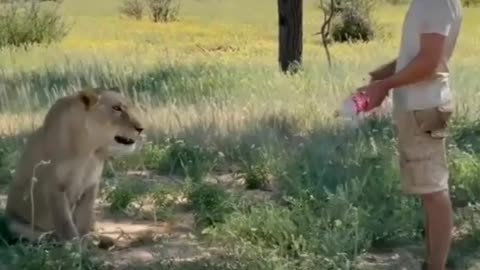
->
xmin=135 ymin=126 xmax=144 ymax=133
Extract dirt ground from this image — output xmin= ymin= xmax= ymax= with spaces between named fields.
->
xmin=92 ymin=208 xmax=426 ymax=270
xmin=93 ymin=212 xmax=210 ymax=269
xmin=1 ymin=172 xmax=479 ymax=269
xmin=90 ymin=171 xmax=276 ymax=269
xmin=88 ymin=172 xmax=425 ymax=270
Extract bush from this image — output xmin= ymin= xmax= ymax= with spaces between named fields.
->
xmin=146 ymin=0 xmax=179 ymax=23
xmin=187 ymin=182 xmax=234 ymax=227
xmin=239 ymin=146 xmax=273 ymax=191
xmin=206 ymin=205 xmax=310 ymax=259
xmin=142 ymin=143 xmax=169 ymax=172
xmin=105 ymin=177 xmax=148 ymax=212
xmin=449 ymin=148 xmax=480 ymax=206
xmin=331 ymin=1 xmax=376 ymax=43
xmin=163 ymin=139 xmax=221 ymax=183
xmin=0 ymin=1 xmax=69 ymax=48
xmin=244 ymin=163 xmax=270 ymax=190
xmin=150 ymin=185 xmax=181 ymax=221
xmin=119 ymin=0 xmax=144 ymax=20
xmin=462 ymin=0 xmax=480 ymax=6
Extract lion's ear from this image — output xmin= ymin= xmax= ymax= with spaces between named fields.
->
xmin=78 ymin=90 xmax=100 ymax=110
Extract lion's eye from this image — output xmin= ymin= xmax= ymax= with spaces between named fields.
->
xmin=112 ymin=105 xmax=122 ymax=112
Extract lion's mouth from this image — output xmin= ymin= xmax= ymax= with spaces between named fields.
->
xmin=114 ymin=136 xmax=135 ymax=145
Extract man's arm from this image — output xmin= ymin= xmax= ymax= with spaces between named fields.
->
xmin=355 ymin=1 xmax=457 ymax=111
xmin=355 ymin=33 xmax=448 ymax=111
xmin=369 ymin=59 xmax=397 ymax=81
xmin=379 ymin=33 xmax=446 ymax=91
xmin=378 ymin=0 xmax=457 ymax=91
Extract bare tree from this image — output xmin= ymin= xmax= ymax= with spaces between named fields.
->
xmin=277 ymin=0 xmax=303 ymax=73
xmin=318 ymin=0 xmax=335 ymax=67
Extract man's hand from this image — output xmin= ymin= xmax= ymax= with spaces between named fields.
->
xmin=356 ymin=32 xmax=447 ymax=113
xmin=355 ymin=80 xmax=390 ymax=112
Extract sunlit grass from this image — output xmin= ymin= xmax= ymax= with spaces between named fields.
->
xmin=2 ymin=0 xmax=480 ymax=269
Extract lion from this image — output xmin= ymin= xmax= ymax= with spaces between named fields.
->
xmin=1 ymin=87 xmax=145 ymax=245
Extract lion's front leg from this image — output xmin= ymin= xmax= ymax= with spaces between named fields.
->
xmin=73 ymin=183 xmax=98 ymax=237
xmin=48 ymin=186 xmax=79 ymax=241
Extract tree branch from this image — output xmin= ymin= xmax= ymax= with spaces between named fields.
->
xmin=319 ymin=0 xmax=335 ymax=67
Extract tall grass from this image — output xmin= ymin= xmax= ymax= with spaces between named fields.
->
xmin=1 ymin=0 xmax=480 ymax=269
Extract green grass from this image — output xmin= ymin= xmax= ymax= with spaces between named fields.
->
xmin=1 ymin=0 xmax=480 ymax=269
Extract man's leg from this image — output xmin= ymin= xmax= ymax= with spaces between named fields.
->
xmin=422 ymin=190 xmax=453 ymax=270
xmin=394 ymin=107 xmax=453 ymax=270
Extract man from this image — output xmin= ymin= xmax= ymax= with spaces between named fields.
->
xmin=355 ymin=0 xmax=463 ymax=270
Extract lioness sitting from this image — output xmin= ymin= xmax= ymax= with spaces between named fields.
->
xmin=2 ymin=87 xmax=145 ymax=244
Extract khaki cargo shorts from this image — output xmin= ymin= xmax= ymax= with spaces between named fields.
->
xmin=393 ymin=102 xmax=454 ymax=195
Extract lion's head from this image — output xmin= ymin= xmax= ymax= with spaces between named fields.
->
xmin=77 ymin=87 xmax=145 ymax=156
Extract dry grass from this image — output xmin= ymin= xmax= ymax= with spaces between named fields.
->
xmin=1 ymin=1 xmax=480 ymax=269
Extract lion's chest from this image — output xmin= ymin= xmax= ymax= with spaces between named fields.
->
xmin=55 ymin=157 xmax=104 ymax=203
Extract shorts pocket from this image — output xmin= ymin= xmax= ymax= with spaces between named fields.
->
xmin=412 ymin=102 xmax=453 ymax=139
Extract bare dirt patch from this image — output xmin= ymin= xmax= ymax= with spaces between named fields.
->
xmin=353 ymin=248 xmax=422 ymax=270
xmin=90 ymin=172 xmax=241 ymax=268
xmin=94 ymin=212 xmax=213 ymax=269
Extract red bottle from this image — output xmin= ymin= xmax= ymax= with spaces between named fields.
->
xmin=335 ymin=92 xmax=370 ymax=118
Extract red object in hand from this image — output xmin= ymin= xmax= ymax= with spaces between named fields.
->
xmin=352 ymin=92 xmax=370 ymax=113
xmin=334 ymin=91 xmax=372 ymax=118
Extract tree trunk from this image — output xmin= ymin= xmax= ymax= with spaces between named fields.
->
xmin=278 ymin=0 xmax=303 ymax=73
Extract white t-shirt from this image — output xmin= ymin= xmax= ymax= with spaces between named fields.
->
xmin=392 ymin=0 xmax=463 ymax=111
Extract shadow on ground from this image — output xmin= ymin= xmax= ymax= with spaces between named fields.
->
xmin=1 ymin=92 xmax=480 ymax=269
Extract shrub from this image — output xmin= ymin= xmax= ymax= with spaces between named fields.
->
xmin=150 ymin=185 xmax=181 ymax=221
xmin=205 ymin=201 xmax=367 ymax=269
xmin=142 ymin=143 xmax=169 ymax=171
xmin=449 ymin=148 xmax=480 ymax=206
xmin=187 ymin=182 xmax=234 ymax=227
xmin=237 ymin=145 xmax=273 ymax=191
xmin=105 ymin=177 xmax=148 ymax=212
xmin=244 ymin=163 xmax=270 ymax=190
xmin=163 ymin=139 xmax=221 ymax=183
xmin=462 ymin=0 xmax=480 ymax=6
xmin=0 ymin=1 xmax=69 ymax=48
xmin=119 ymin=0 xmax=144 ymax=20
xmin=331 ymin=1 xmax=376 ymax=43
xmin=146 ymin=0 xmax=179 ymax=23
xmin=208 ymin=205 xmax=307 ymax=256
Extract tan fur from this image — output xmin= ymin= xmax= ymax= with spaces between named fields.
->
xmin=5 ymin=87 xmax=145 ymax=242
